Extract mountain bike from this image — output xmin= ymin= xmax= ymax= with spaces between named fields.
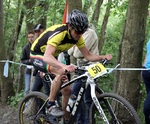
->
xmin=18 ymin=60 xmax=141 ymax=124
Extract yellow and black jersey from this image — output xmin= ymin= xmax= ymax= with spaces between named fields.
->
xmin=31 ymin=24 xmax=85 ymax=57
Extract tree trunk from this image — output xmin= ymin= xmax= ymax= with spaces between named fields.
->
xmin=91 ymin=0 xmax=103 ymax=26
xmin=17 ymin=9 xmax=25 ymax=40
xmin=16 ymin=66 xmax=24 ymax=93
xmin=114 ymin=0 xmax=149 ymax=113
xmin=83 ymin=0 xmax=92 ymax=14
xmin=24 ymin=0 xmax=48 ymax=30
xmin=68 ymin=0 xmax=82 ymax=14
xmin=98 ymin=0 xmax=112 ymax=53
xmin=35 ymin=0 xmax=48 ymax=28
xmin=0 ymin=0 xmax=14 ymax=103
xmin=24 ymin=0 xmax=36 ymax=31
xmin=6 ymin=1 xmax=25 ymax=97
xmin=7 ymin=1 xmax=24 ymax=61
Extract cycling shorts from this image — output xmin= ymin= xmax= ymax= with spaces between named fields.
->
xmin=30 ymin=52 xmax=50 ymax=73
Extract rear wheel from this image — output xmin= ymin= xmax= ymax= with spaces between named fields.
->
xmin=18 ymin=92 xmax=48 ymax=124
xmin=90 ymin=93 xmax=141 ymax=124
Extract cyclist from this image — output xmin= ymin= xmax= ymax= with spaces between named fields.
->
xmin=30 ymin=9 xmax=112 ymax=122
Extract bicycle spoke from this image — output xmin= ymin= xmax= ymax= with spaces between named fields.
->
xmin=18 ymin=92 xmax=48 ymax=124
xmin=90 ymin=93 xmax=141 ymax=124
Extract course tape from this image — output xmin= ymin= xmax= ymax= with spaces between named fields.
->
xmin=0 ymin=60 xmax=33 ymax=77
xmin=106 ymin=68 xmax=150 ymax=71
xmin=0 ymin=60 xmax=149 ymax=77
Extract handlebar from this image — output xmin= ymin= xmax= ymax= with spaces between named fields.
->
xmin=75 ymin=59 xmax=110 ymax=71
xmin=74 ymin=59 xmax=120 ymax=76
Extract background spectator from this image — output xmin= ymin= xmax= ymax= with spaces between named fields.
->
xmin=21 ymin=31 xmax=35 ymax=96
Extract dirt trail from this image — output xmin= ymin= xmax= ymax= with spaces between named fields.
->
xmin=0 ymin=104 xmax=18 ymax=124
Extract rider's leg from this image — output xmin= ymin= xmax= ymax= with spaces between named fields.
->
xmin=71 ymin=79 xmax=85 ymax=123
xmin=30 ymin=57 xmax=66 ymax=117
xmin=42 ymin=78 xmax=50 ymax=96
xmin=49 ymin=75 xmax=62 ymax=101
xmin=61 ymin=84 xmax=71 ymax=120
xmin=47 ymin=75 xmax=65 ymax=117
xmin=84 ymin=85 xmax=92 ymax=124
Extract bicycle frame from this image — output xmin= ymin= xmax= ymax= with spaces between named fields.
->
xmin=18 ymin=62 xmax=141 ymax=124
xmin=34 ymin=63 xmax=120 ymax=123
xmin=32 ymin=72 xmax=88 ymax=123
xmin=69 ymin=71 xmax=112 ymax=123
xmin=61 ymin=63 xmax=120 ymax=124
xmin=61 ymin=71 xmax=117 ymax=124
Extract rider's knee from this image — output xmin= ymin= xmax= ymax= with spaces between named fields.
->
xmin=53 ymin=75 xmax=62 ymax=83
xmin=61 ymin=75 xmax=69 ymax=83
xmin=61 ymin=86 xmax=71 ymax=96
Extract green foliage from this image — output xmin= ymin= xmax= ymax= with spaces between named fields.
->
xmin=102 ymin=16 xmax=124 ymax=64
xmin=97 ymin=74 xmax=115 ymax=93
xmin=111 ymin=0 xmax=128 ymax=17
xmin=101 ymin=0 xmax=126 ymax=63
xmin=46 ymin=0 xmax=65 ymax=26
xmin=138 ymin=81 xmax=146 ymax=124
xmin=7 ymin=90 xmax=24 ymax=107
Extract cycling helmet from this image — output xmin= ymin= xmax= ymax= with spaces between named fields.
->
xmin=34 ymin=24 xmax=44 ymax=31
xmin=68 ymin=9 xmax=88 ymax=34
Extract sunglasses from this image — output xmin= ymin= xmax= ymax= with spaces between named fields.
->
xmin=34 ymin=30 xmax=40 ymax=33
xmin=73 ymin=27 xmax=86 ymax=35
xmin=74 ymin=31 xmax=85 ymax=35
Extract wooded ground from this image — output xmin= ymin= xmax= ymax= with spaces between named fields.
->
xmin=0 ymin=104 xmax=17 ymax=124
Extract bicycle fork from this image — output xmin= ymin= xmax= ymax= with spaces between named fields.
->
xmin=90 ymin=83 xmax=110 ymax=124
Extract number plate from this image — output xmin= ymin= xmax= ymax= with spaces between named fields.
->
xmin=87 ymin=63 xmax=107 ymax=78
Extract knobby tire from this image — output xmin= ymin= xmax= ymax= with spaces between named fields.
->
xmin=18 ymin=91 xmax=48 ymax=124
xmin=90 ymin=93 xmax=141 ymax=124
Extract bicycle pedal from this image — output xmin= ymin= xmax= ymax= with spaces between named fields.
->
xmin=30 ymin=114 xmax=46 ymax=123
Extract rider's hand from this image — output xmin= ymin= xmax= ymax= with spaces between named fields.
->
xmin=104 ymin=54 xmax=112 ymax=60
xmin=63 ymin=65 xmax=76 ymax=73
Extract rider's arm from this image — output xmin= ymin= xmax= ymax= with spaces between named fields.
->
xmin=79 ymin=46 xmax=112 ymax=61
xmin=43 ymin=44 xmax=76 ymax=73
xmin=43 ymin=44 xmax=65 ymax=69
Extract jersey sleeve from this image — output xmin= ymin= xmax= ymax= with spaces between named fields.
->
xmin=76 ymin=36 xmax=85 ymax=49
xmin=47 ymin=31 xmax=66 ymax=47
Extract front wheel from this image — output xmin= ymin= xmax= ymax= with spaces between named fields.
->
xmin=90 ymin=93 xmax=141 ymax=124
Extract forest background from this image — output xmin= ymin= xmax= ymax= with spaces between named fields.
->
xmin=0 ymin=0 xmax=150 ymax=123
